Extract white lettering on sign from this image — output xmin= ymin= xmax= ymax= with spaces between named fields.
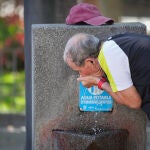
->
xmin=93 ymin=95 xmax=111 ymax=99
xmin=81 ymin=96 xmax=92 ymax=100
xmin=80 ymin=100 xmax=112 ymax=105
xmin=81 ymin=95 xmax=111 ymax=100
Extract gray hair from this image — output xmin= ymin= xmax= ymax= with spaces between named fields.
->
xmin=63 ymin=33 xmax=101 ymax=66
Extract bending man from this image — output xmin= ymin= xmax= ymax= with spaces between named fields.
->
xmin=63 ymin=32 xmax=150 ymax=119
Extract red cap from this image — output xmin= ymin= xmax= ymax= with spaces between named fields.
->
xmin=66 ymin=3 xmax=114 ymax=26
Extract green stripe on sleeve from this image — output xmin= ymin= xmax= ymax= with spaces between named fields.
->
xmin=98 ymin=49 xmax=118 ymax=92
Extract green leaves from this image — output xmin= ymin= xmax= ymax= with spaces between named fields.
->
xmin=0 ymin=71 xmax=25 ymax=114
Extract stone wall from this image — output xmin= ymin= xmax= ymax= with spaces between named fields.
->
xmin=32 ymin=23 xmax=147 ymax=150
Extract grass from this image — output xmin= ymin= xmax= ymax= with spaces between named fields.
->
xmin=0 ymin=71 xmax=25 ymax=114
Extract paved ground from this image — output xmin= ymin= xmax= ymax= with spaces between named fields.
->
xmin=0 ymin=114 xmax=26 ymax=150
xmin=0 ymin=126 xmax=25 ymax=150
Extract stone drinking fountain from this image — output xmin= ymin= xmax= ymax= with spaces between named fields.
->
xmin=32 ymin=23 xmax=147 ymax=150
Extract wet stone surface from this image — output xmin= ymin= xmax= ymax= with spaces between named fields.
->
xmin=52 ymin=129 xmax=129 ymax=150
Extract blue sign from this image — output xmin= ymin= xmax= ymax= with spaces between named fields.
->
xmin=79 ymin=83 xmax=113 ymax=112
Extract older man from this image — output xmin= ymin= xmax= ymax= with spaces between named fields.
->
xmin=63 ymin=32 xmax=150 ymax=119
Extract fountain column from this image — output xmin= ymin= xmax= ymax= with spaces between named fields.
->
xmin=32 ymin=23 xmax=147 ymax=150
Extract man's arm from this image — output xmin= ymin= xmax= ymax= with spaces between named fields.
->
xmin=77 ymin=76 xmax=142 ymax=109
xmin=102 ymin=82 xmax=142 ymax=108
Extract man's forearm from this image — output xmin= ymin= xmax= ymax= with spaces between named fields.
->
xmin=101 ymin=82 xmax=142 ymax=109
xmin=101 ymin=82 xmax=125 ymax=105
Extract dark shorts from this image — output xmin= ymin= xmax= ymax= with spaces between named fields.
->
xmin=142 ymin=103 xmax=150 ymax=120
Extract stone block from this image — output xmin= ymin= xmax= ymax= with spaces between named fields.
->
xmin=32 ymin=23 xmax=147 ymax=150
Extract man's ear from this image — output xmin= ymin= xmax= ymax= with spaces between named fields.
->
xmin=85 ymin=58 xmax=96 ymax=65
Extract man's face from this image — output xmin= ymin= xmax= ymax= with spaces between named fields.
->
xmin=66 ymin=57 xmax=98 ymax=77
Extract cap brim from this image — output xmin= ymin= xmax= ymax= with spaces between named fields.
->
xmin=84 ymin=16 xmax=114 ymax=26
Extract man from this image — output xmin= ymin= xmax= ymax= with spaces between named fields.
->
xmin=63 ymin=32 xmax=150 ymax=119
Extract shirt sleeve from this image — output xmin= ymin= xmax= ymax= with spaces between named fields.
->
xmin=98 ymin=40 xmax=133 ymax=92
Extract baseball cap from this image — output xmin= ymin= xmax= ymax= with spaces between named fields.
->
xmin=66 ymin=3 xmax=114 ymax=26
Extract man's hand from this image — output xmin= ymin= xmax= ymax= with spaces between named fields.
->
xmin=77 ymin=76 xmax=100 ymax=88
